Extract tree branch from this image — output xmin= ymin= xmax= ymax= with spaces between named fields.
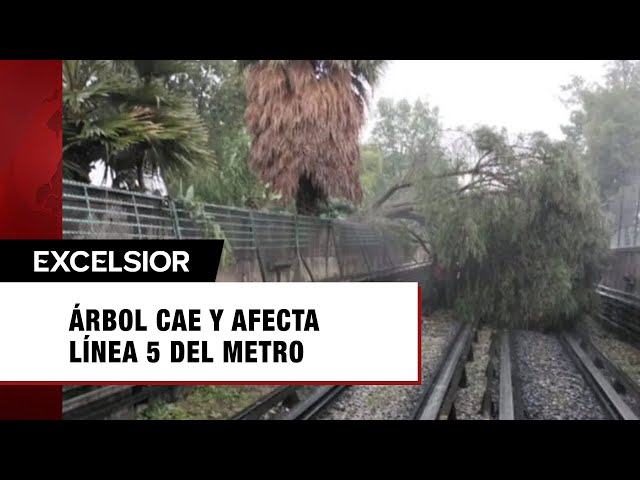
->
xmin=473 ymin=150 xmax=492 ymax=173
xmin=404 ymin=225 xmax=431 ymax=255
xmin=369 ymin=129 xmax=440 ymax=210
xmin=384 ymin=205 xmax=425 ymax=224
xmin=371 ymin=182 xmax=413 ymax=209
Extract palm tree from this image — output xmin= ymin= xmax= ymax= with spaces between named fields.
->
xmin=63 ymin=60 xmax=212 ymax=191
xmin=240 ymin=60 xmax=387 ymax=215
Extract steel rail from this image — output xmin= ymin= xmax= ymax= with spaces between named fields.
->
xmin=560 ymin=332 xmax=638 ymax=420
xmin=413 ymin=323 xmax=473 ymax=420
xmin=498 ymin=330 xmax=516 ymax=420
xmin=231 ymin=386 xmax=300 ymax=420
xmin=276 ymin=386 xmax=348 ymax=420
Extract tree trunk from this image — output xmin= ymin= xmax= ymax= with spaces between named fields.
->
xmin=295 ymin=174 xmax=327 ymax=216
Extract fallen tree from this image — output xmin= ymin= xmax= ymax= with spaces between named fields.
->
xmin=367 ymin=127 xmax=610 ymax=330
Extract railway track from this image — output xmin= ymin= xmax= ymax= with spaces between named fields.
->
xmin=231 ymin=386 xmax=348 ymax=420
xmin=476 ymin=324 xmax=640 ymax=421
xmin=66 ymin=383 xmax=348 ymax=420
xmin=232 ymin=315 xmax=640 ymax=422
xmin=496 ymin=330 xmax=522 ymax=420
xmin=63 ymin=385 xmax=98 ymax=401
xmin=479 ymin=330 xmax=523 ymax=419
xmin=237 ymin=318 xmax=468 ymax=422
xmin=60 ymin=263 xmax=427 ymax=421
xmin=231 ymin=386 xmax=300 ymax=420
xmin=413 ymin=323 xmax=474 ymax=420
xmin=276 ymin=386 xmax=348 ymax=420
xmin=596 ymin=285 xmax=640 ymax=347
xmin=63 ymin=385 xmax=189 ymax=420
xmin=560 ymin=330 xmax=639 ymax=420
xmin=64 ymin=324 xmax=640 ymax=421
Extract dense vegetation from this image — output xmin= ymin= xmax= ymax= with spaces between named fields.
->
xmin=562 ymin=60 xmax=640 ymax=197
xmin=63 ymin=59 xmax=386 ymax=213
xmin=360 ymin=99 xmax=611 ymax=329
xmin=415 ymin=131 xmax=609 ymax=329
xmin=63 ymin=60 xmax=212 ymax=192
xmin=63 ymin=59 xmax=634 ymax=329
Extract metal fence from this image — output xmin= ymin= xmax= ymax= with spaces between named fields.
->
xmin=609 ymin=180 xmax=640 ymax=249
xmin=62 ymin=180 xmax=419 ymax=281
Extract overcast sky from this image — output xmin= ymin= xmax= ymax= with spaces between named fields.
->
xmin=91 ymin=60 xmax=610 ymax=187
xmin=364 ymin=60 xmax=609 ymax=140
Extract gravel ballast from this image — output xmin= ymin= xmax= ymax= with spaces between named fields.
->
xmin=582 ymin=316 xmax=640 ymax=389
xmin=513 ymin=330 xmax=607 ymax=420
xmin=580 ymin=316 xmax=640 ymax=416
xmin=314 ymin=310 xmax=458 ymax=420
xmin=454 ymin=327 xmax=493 ymax=420
xmin=260 ymin=386 xmax=318 ymax=419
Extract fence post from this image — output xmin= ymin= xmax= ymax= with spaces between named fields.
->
xmin=382 ymin=240 xmax=395 ymax=268
xmin=360 ymin=244 xmax=373 ymax=276
xmin=249 ymin=211 xmax=267 ymax=282
xmin=634 ymin=185 xmax=640 ymax=247
xmin=324 ymin=221 xmax=329 ymax=278
xmin=617 ymin=188 xmax=624 ymax=248
xmin=168 ymin=199 xmax=182 ymax=240
xmin=294 ymin=214 xmax=315 ymax=282
xmin=82 ymin=185 xmax=93 ymax=220
xmin=358 ymin=230 xmax=373 ymax=276
xmin=81 ymin=184 xmax=96 ymax=238
xmin=330 ymin=222 xmax=344 ymax=280
xmin=131 ymin=195 xmax=143 ymax=239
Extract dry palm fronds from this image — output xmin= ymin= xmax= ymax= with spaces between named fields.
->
xmin=244 ymin=60 xmax=384 ymax=206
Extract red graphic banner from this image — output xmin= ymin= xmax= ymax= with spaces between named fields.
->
xmin=0 ymin=60 xmax=62 ymax=419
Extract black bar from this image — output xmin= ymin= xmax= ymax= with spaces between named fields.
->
xmin=0 ymin=239 xmax=223 ymax=282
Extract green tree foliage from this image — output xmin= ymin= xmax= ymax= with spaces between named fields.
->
xmin=562 ymin=60 xmax=640 ymax=198
xmin=366 ymin=97 xmax=444 ymax=207
xmin=355 ymin=97 xmax=449 ymax=258
xmin=360 ymin=145 xmax=384 ymax=200
xmin=164 ymin=60 xmax=273 ymax=208
xmin=64 ymin=60 xmax=271 ymax=208
xmin=416 ymin=129 xmax=609 ymax=329
xmin=63 ymin=60 xmax=212 ymax=191
xmin=359 ymin=88 xmax=611 ymax=329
